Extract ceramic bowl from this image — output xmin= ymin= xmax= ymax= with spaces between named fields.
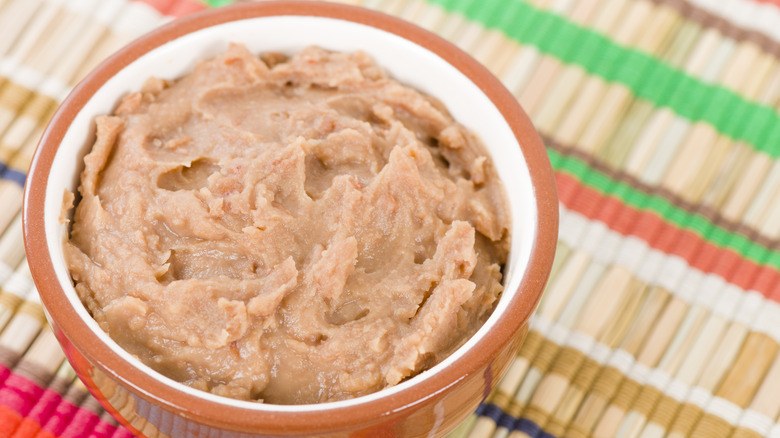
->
xmin=23 ymin=2 xmax=557 ymax=437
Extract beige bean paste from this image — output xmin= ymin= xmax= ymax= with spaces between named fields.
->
xmin=64 ymin=44 xmax=510 ymax=404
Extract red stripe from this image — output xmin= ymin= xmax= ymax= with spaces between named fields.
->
xmin=132 ymin=0 xmax=176 ymax=14
xmin=132 ymin=0 xmax=207 ymax=15
xmin=555 ymin=172 xmax=780 ymax=300
xmin=752 ymin=0 xmax=780 ymax=7
xmin=168 ymin=0 xmax=208 ymax=16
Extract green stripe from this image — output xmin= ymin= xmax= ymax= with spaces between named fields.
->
xmin=548 ymin=148 xmax=780 ymax=269
xmin=428 ymin=0 xmax=780 ymax=157
xmin=201 ymin=0 xmax=232 ymax=7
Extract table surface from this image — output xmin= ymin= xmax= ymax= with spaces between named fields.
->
xmin=0 ymin=0 xmax=779 ymax=437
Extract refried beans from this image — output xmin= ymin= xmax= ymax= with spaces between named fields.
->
xmin=64 ymin=44 xmax=510 ymax=404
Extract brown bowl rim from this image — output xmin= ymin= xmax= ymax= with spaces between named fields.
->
xmin=23 ymin=1 xmax=558 ymax=434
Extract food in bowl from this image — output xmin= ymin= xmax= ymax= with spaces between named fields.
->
xmin=63 ymin=44 xmax=511 ymax=404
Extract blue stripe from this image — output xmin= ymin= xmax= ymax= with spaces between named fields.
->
xmin=2 ymin=168 xmax=26 ymax=187
xmin=515 ymin=418 xmax=542 ymax=436
xmin=474 ymin=403 xmax=559 ymax=437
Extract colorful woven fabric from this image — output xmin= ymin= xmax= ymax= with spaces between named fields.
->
xmin=1 ymin=0 xmax=780 ymax=436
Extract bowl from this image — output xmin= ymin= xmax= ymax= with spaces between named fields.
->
xmin=23 ymin=2 xmax=558 ymax=437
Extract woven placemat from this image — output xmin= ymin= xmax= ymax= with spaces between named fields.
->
xmin=1 ymin=0 xmax=780 ymax=436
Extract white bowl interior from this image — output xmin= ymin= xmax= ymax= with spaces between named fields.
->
xmin=43 ymin=15 xmax=537 ymax=411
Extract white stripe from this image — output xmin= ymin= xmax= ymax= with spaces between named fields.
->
xmin=705 ymin=396 xmax=742 ymax=425
xmin=527 ymin=314 xmax=767 ymax=434
xmin=736 ymin=409 xmax=774 ymax=436
xmin=769 ymin=422 xmax=780 ymax=438
xmin=689 ymin=0 xmax=780 ymax=43
xmin=558 ymin=205 xmax=777 ymax=340
xmin=2 ymin=263 xmax=31 ymax=299
xmin=0 ymin=0 xmax=168 ymax=101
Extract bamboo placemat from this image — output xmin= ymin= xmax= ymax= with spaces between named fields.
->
xmin=2 ymin=0 xmax=780 ymax=436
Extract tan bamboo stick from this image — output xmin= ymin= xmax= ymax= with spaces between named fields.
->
xmin=0 ymin=93 xmax=54 ymax=166
xmin=586 ymin=253 xmax=720 ymax=438
xmin=380 ymin=0 xmax=410 ymax=16
xmin=539 ymin=278 xmax=647 ymax=437
xmin=400 ymin=0 xmax=448 ymax=32
xmin=0 ymin=290 xmax=46 ymax=370
xmin=396 ymin=0 xmax=428 ymax=22
xmin=73 ymin=2 xmax=168 ymax=82
xmin=685 ymin=302 xmax=780 ymax=438
xmin=0 ymin=0 xmax=105 ymax=146
xmin=621 ymin=6 xmax=730 ymax=180
xmin=608 ymin=287 xmax=717 ymax=438
xmin=563 ymin=284 xmax=672 ymax=438
xmin=463 ymin=210 xmax=581 ymax=438
xmin=700 ymin=141 xmax=759 ymax=212
xmin=462 ymin=0 xmax=584 ymax=78
xmin=637 ymin=28 xmax=745 ymax=188
xmin=541 ymin=240 xmax=572 ymax=296
xmin=659 ymin=32 xmax=776 ymax=200
xmin=13 ymin=326 xmax=67 ymax=384
xmin=501 ymin=206 xmax=670 ymax=438
xmin=680 ymin=135 xmax=740 ymax=206
xmin=739 ymin=160 xmax=780 ymax=231
xmin=0 ymin=179 xmax=22 ymax=236
xmin=506 ymin=266 xmax=641 ymax=438
xmin=497 ymin=0 xmax=583 ymax=101
xmin=0 ymin=213 xmax=24 ymax=280
xmin=501 ymin=194 xmax=661 ymax=438
xmin=0 ymin=0 xmax=65 ymax=135
xmin=0 ymin=259 xmax=32 ymax=332
xmin=463 ymin=212 xmax=589 ymax=438
xmin=0 ymin=0 xmax=45 ymax=57
xmin=728 ymin=346 xmax=780 ymax=438
xmin=600 ymin=17 xmax=704 ymax=170
xmin=717 ymin=150 xmax=773 ymax=223
xmin=664 ymin=291 xmax=768 ymax=438
xmin=555 ymin=0 xmax=678 ymax=152
xmin=23 ymin=1 xmax=100 ymax=75
xmin=519 ymin=0 xmax=624 ymax=121
xmin=705 ymin=54 xmax=780 ymax=217
xmin=634 ymin=283 xmax=757 ymax=438
xmin=0 ymin=0 xmax=121 ymax=167
xmin=583 ymin=3 xmax=682 ymax=159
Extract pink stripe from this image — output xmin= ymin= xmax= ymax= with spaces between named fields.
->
xmin=60 ymin=407 xmax=100 ymax=438
xmin=110 ymin=426 xmax=136 ymax=438
xmin=0 ymin=364 xmax=13 ymax=387
xmin=37 ymin=399 xmax=79 ymax=437
xmin=10 ymin=389 xmax=62 ymax=438
xmin=24 ymin=389 xmax=62 ymax=424
xmin=0 ymin=373 xmax=45 ymax=417
xmin=86 ymin=419 xmax=119 ymax=438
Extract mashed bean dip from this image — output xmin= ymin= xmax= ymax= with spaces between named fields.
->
xmin=64 ymin=44 xmax=510 ymax=404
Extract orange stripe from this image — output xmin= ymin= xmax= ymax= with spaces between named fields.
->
xmin=0 ymin=405 xmax=22 ymax=437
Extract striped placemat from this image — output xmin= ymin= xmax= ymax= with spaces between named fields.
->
xmin=2 ymin=0 xmax=780 ymax=436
